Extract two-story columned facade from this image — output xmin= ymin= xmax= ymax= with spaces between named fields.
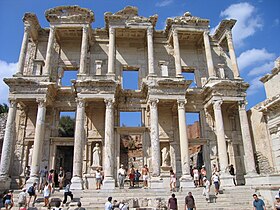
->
xmin=0 ymin=6 xmax=258 ymax=190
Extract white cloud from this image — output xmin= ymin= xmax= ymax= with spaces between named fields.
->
xmin=217 ymin=2 xmax=263 ymax=47
xmin=247 ymin=76 xmax=263 ymax=96
xmin=155 ymin=0 xmax=173 ymax=7
xmin=0 ymin=60 xmax=18 ymax=104
xmin=237 ymin=48 xmax=275 ymax=71
xmin=248 ymin=61 xmax=274 ymax=76
xmin=273 ymin=18 xmax=279 ymax=26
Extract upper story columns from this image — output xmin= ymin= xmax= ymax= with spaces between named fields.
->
xmin=43 ymin=26 xmax=56 ymax=75
xmin=107 ymin=27 xmax=116 ymax=75
xmin=226 ymin=30 xmax=240 ymax=78
xmin=79 ymin=25 xmax=90 ymax=75
xmin=147 ymin=26 xmax=155 ymax=75
xmin=203 ymin=31 xmax=216 ymax=78
xmin=173 ymin=29 xmax=182 ymax=76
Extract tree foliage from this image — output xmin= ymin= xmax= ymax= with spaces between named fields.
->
xmin=0 ymin=103 xmax=9 ymax=114
xmin=58 ymin=116 xmax=75 ymax=137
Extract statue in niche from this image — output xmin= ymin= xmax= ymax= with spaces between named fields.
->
xmin=92 ymin=143 xmax=101 ymax=167
xmin=28 ymin=145 xmax=34 ymax=167
xmin=161 ymin=147 xmax=170 ymax=167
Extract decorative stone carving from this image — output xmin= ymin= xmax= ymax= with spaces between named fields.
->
xmin=91 ymin=143 xmax=101 ymax=167
xmin=161 ymin=147 xmax=170 ymax=167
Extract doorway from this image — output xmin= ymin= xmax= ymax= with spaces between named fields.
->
xmin=55 ymin=146 xmax=74 ymax=173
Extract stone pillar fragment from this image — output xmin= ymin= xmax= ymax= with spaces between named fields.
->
xmin=226 ymin=30 xmax=240 ymax=78
xmin=203 ymin=31 xmax=215 ymax=78
xmin=0 ymin=99 xmax=17 ymax=190
xmin=79 ymin=25 xmax=89 ymax=75
xmin=16 ymin=25 xmax=30 ymax=75
xmin=71 ymin=98 xmax=85 ymax=189
xmin=107 ymin=27 xmax=115 ymax=75
xmin=173 ymin=29 xmax=182 ymax=76
xmin=147 ymin=26 xmax=155 ymax=75
xmin=102 ymin=98 xmax=115 ymax=189
xmin=43 ymin=26 xmax=55 ymax=75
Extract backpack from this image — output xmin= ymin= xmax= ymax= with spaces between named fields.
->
xmin=28 ymin=186 xmax=35 ymax=194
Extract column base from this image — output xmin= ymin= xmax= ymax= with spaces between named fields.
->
xmin=150 ymin=176 xmax=164 ymax=189
xmin=179 ymin=175 xmax=194 ymax=190
xmin=70 ymin=176 xmax=84 ymax=190
xmin=220 ymin=173 xmax=235 ymax=187
xmin=0 ymin=176 xmax=11 ymax=191
xmin=102 ymin=177 xmax=115 ymax=189
xmin=26 ymin=176 xmax=39 ymax=189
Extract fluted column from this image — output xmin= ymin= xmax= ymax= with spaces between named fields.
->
xmin=177 ymin=99 xmax=190 ymax=177
xmin=71 ymin=98 xmax=85 ymax=189
xmin=28 ymin=99 xmax=47 ymax=185
xmin=173 ymin=29 xmax=182 ymax=76
xmin=149 ymin=99 xmax=160 ymax=177
xmin=16 ymin=25 xmax=30 ymax=75
xmin=79 ymin=25 xmax=89 ymax=75
xmin=103 ymin=98 xmax=115 ymax=189
xmin=238 ymin=101 xmax=257 ymax=175
xmin=147 ymin=26 xmax=155 ymax=75
xmin=107 ymin=27 xmax=115 ymax=75
xmin=213 ymin=100 xmax=228 ymax=173
xmin=0 ymin=100 xmax=17 ymax=177
xmin=203 ymin=31 xmax=215 ymax=78
xmin=226 ymin=30 xmax=240 ymax=78
xmin=43 ymin=26 xmax=55 ymax=75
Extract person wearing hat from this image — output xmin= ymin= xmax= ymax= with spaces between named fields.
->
xmin=18 ymin=188 xmax=27 ymax=208
xmin=203 ymin=177 xmax=210 ymax=203
xmin=274 ymin=194 xmax=280 ymax=210
xmin=118 ymin=164 xmax=126 ymax=189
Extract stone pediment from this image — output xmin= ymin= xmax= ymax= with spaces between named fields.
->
xmin=104 ymin=6 xmax=158 ymax=28
xmin=213 ymin=19 xmax=236 ymax=41
xmin=165 ymin=12 xmax=209 ymax=33
xmin=45 ymin=5 xmax=94 ymax=24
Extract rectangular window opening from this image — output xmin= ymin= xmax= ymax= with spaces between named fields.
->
xmin=122 ymin=69 xmax=139 ymax=90
xmin=182 ymin=67 xmax=197 ymax=88
xmin=120 ymin=112 xmax=142 ymax=127
xmin=61 ymin=70 xmax=78 ymax=87
xmin=59 ymin=111 xmax=75 ymax=137
xmin=186 ymin=112 xmax=200 ymax=139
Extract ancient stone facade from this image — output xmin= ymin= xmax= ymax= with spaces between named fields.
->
xmin=0 ymin=5 xmax=262 ymax=190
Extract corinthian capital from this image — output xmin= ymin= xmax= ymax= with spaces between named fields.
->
xmin=24 ymin=24 xmax=31 ymax=33
xmin=213 ymin=100 xmax=222 ymax=110
xmin=83 ymin=25 xmax=89 ymax=34
xmin=36 ymin=98 xmax=47 ymax=108
xmin=238 ymin=100 xmax=247 ymax=110
xmin=104 ymin=98 xmax=115 ymax=109
xmin=148 ymin=98 xmax=159 ymax=108
xmin=76 ymin=98 xmax=85 ymax=108
xmin=109 ymin=27 xmax=115 ymax=36
xmin=177 ymin=99 xmax=186 ymax=110
xmin=9 ymin=99 xmax=17 ymax=108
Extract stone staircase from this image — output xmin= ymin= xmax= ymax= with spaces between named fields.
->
xmin=2 ymin=185 xmax=273 ymax=210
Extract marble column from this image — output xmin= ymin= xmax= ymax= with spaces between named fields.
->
xmin=0 ymin=99 xmax=17 ymax=189
xmin=238 ymin=101 xmax=257 ymax=175
xmin=27 ymin=99 xmax=47 ymax=185
xmin=173 ymin=29 xmax=182 ymax=76
xmin=71 ymin=98 xmax=85 ymax=190
xmin=203 ymin=31 xmax=216 ymax=78
xmin=107 ymin=27 xmax=115 ymax=75
xmin=79 ymin=25 xmax=89 ymax=75
xmin=213 ymin=100 xmax=228 ymax=173
xmin=16 ymin=25 xmax=30 ymax=75
xmin=147 ymin=26 xmax=155 ymax=75
xmin=226 ymin=30 xmax=240 ymax=78
xmin=103 ymin=98 xmax=115 ymax=189
xmin=43 ymin=26 xmax=55 ymax=75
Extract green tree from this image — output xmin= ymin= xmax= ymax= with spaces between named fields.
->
xmin=0 ymin=103 xmax=9 ymax=114
xmin=58 ymin=116 xmax=75 ymax=137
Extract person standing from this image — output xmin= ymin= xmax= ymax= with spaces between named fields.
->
xmin=203 ymin=177 xmax=210 ymax=203
xmin=212 ymin=172 xmax=220 ymax=195
xmin=48 ymin=169 xmax=55 ymax=193
xmin=96 ymin=168 xmax=102 ymax=190
xmin=105 ymin=197 xmax=113 ymax=210
xmin=170 ymin=170 xmax=176 ymax=192
xmin=24 ymin=166 xmax=30 ymax=186
xmin=62 ymin=182 xmax=73 ymax=204
xmin=185 ymin=192 xmax=196 ymax=210
xmin=118 ymin=164 xmax=126 ymax=189
xmin=142 ymin=164 xmax=149 ymax=189
xmin=43 ymin=182 xmax=51 ymax=207
xmin=39 ymin=166 xmax=48 ymax=192
xmin=253 ymin=194 xmax=266 ymax=210
xmin=134 ymin=169 xmax=141 ymax=187
xmin=58 ymin=167 xmax=65 ymax=190
xmin=228 ymin=164 xmax=236 ymax=186
xmin=168 ymin=193 xmax=178 ymax=210
xmin=27 ymin=183 xmax=37 ymax=207
xmin=18 ymin=188 xmax=27 ymax=208
xmin=129 ymin=165 xmax=135 ymax=188
xmin=192 ymin=167 xmax=199 ymax=187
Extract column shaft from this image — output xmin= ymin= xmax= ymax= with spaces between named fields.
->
xmin=226 ymin=31 xmax=240 ymax=78
xmin=203 ymin=32 xmax=215 ymax=77
xmin=149 ymin=99 xmax=160 ymax=177
xmin=173 ymin=29 xmax=182 ymax=76
xmin=108 ymin=27 xmax=115 ymax=75
xmin=213 ymin=100 xmax=228 ymax=173
xmin=79 ymin=26 xmax=89 ymax=74
xmin=177 ymin=100 xmax=190 ymax=176
xmin=16 ymin=25 xmax=30 ymax=75
xmin=104 ymin=99 xmax=115 ymax=179
xmin=0 ymin=100 xmax=17 ymax=176
xmin=238 ymin=101 xmax=257 ymax=175
xmin=43 ymin=26 xmax=55 ymax=75
xmin=147 ymin=27 xmax=155 ymax=75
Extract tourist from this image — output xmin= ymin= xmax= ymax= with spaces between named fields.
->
xmin=228 ymin=164 xmax=236 ymax=186
xmin=119 ymin=200 xmax=129 ymax=210
xmin=18 ymin=188 xmax=27 ymax=208
xmin=168 ymin=193 xmax=177 ymax=210
xmin=142 ymin=164 xmax=149 ymax=189
xmin=27 ymin=182 xmax=37 ymax=207
xmin=3 ymin=190 xmax=14 ymax=210
xmin=53 ymin=201 xmax=62 ymax=210
xmin=129 ymin=165 xmax=135 ymax=188
xmin=39 ymin=166 xmax=48 ymax=192
xmin=63 ymin=182 xmax=73 ymax=204
xmin=185 ymin=191 xmax=196 ymax=210
xmin=65 ymin=170 xmax=72 ymax=185
xmin=274 ymin=195 xmax=280 ymax=210
xmin=212 ymin=164 xmax=218 ymax=174
xmin=48 ymin=169 xmax=55 ymax=193
xmin=192 ymin=167 xmax=199 ymax=187
xmin=202 ymin=177 xmax=210 ymax=203
xmin=200 ymin=165 xmax=207 ymax=186
xmin=118 ymin=164 xmax=126 ymax=189
xmin=58 ymin=166 xmax=65 ymax=190
xmin=212 ymin=172 xmax=220 ymax=195
xmin=74 ymin=201 xmax=86 ymax=210
xmin=169 ymin=170 xmax=176 ymax=192
xmin=43 ymin=182 xmax=51 ymax=207
xmin=253 ymin=194 xmax=266 ymax=210
xmin=24 ymin=166 xmax=30 ymax=185
xmin=134 ymin=169 xmax=141 ymax=187
xmin=96 ymin=168 xmax=102 ymax=190
xmin=105 ymin=197 xmax=113 ymax=210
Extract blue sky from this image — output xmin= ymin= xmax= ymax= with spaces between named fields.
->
xmin=0 ymin=0 xmax=279 ymax=112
